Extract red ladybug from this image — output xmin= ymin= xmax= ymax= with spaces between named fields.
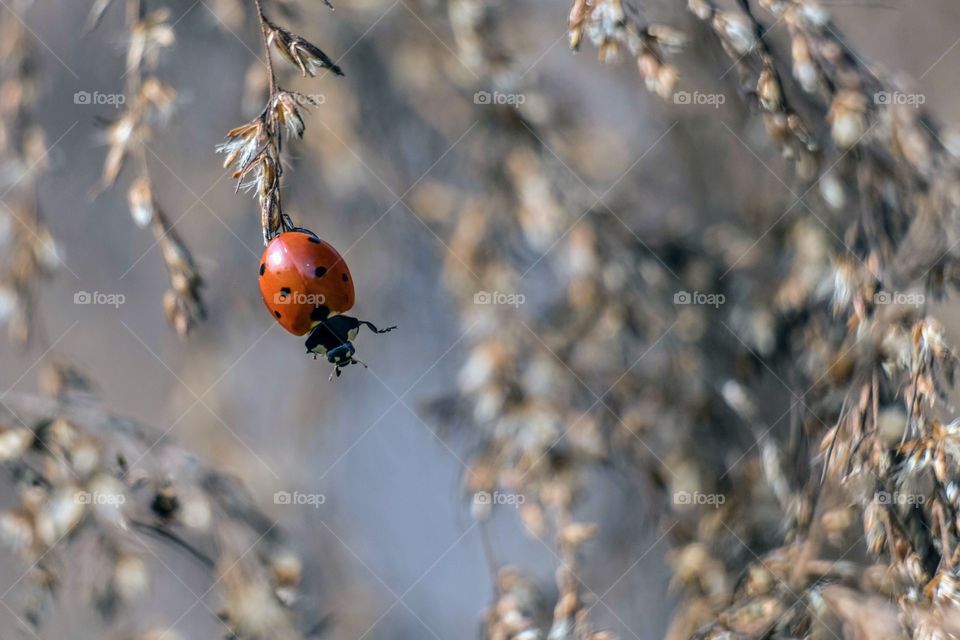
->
xmin=259 ymin=229 xmax=355 ymax=334
xmin=259 ymin=229 xmax=395 ymax=377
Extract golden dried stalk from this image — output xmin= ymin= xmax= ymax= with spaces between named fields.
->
xmin=218 ymin=0 xmax=341 ymax=244
xmin=91 ymin=0 xmax=206 ymax=337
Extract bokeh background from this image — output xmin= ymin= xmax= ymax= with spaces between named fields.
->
xmin=1 ymin=0 xmax=959 ymax=638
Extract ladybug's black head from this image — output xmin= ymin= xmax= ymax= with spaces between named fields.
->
xmin=325 ymin=342 xmax=356 ymax=365
xmin=325 ymin=342 xmax=362 ymax=379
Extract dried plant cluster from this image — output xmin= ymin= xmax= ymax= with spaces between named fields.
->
xmin=0 ymin=0 xmax=60 ymax=346
xmin=0 ymin=365 xmax=316 ymax=639
xmin=4 ymin=0 xmax=960 ymax=638
xmin=92 ymin=0 xmax=205 ymax=337
xmin=417 ymin=2 xmax=651 ymax=637
xmin=0 ymin=3 xmax=319 ymax=638
xmin=421 ymin=0 xmax=960 ymax=638
xmin=217 ymin=0 xmax=342 ymax=244
xmin=568 ymin=0 xmax=685 ymax=100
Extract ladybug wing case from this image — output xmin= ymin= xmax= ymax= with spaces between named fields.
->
xmin=259 ymin=231 xmax=356 ymax=336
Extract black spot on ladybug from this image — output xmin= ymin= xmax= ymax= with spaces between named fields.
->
xmin=308 ymin=236 xmax=321 ymax=244
xmin=274 ymin=311 xmax=282 ymax=319
xmin=315 ymin=266 xmax=327 ymax=277
xmin=311 ymin=305 xmax=330 ymax=321
xmin=280 ymin=287 xmax=291 ymax=298
xmin=259 ymin=263 xmax=266 ymax=276
xmin=342 ymin=273 xmax=349 ymax=282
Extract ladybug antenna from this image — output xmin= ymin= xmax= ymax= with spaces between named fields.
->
xmin=289 ymin=226 xmax=319 ymax=238
xmin=359 ymin=320 xmax=397 ymax=335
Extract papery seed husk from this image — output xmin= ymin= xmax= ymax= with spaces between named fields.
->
xmin=128 ymin=177 xmax=156 ymax=228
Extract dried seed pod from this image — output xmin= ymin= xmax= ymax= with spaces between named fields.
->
xmin=827 ymin=91 xmax=868 ymax=148
xmin=568 ymin=0 xmax=682 ymax=101
xmin=218 ymin=119 xmax=267 ymax=175
xmin=712 ymin=12 xmax=756 ymax=56
xmin=0 ymin=509 xmax=33 ymax=552
xmin=655 ymin=64 xmax=680 ymax=100
xmin=757 ymin=69 xmax=781 ymax=111
xmin=178 ymin=489 xmax=212 ymax=531
xmin=274 ymin=92 xmax=306 ymax=139
xmin=99 ymin=112 xmax=139 ymax=190
xmin=140 ymin=77 xmax=177 ymax=122
xmin=265 ymin=20 xmax=343 ymax=77
xmin=127 ymin=8 xmax=175 ymax=72
xmin=113 ymin=554 xmax=149 ymax=602
xmin=568 ymin=0 xmax=588 ymax=49
xmin=128 ymin=177 xmax=155 ymax=228
xmin=688 ymin=0 xmax=713 ymax=20
xmin=36 ymin=488 xmax=85 ymax=546
xmin=648 ymin=24 xmax=687 ymax=50
xmin=791 ymin=34 xmax=819 ymax=93
xmin=0 ymin=427 xmax=31 ymax=460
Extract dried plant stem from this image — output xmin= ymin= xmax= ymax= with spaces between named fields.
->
xmin=253 ymin=0 xmax=290 ymax=240
xmin=254 ymin=0 xmax=279 ymax=101
xmin=0 ymin=2 xmax=59 ymax=347
xmin=218 ymin=0 xmax=342 ymax=243
xmin=90 ymin=0 xmax=206 ymax=336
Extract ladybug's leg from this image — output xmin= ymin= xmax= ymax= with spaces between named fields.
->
xmin=358 ymin=320 xmax=397 ymax=335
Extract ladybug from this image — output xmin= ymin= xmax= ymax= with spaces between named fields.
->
xmin=258 ymin=229 xmax=395 ymax=377
xmin=259 ymin=229 xmax=355 ymax=334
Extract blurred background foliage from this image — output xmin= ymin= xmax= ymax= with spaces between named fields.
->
xmin=0 ymin=0 xmax=959 ymax=638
